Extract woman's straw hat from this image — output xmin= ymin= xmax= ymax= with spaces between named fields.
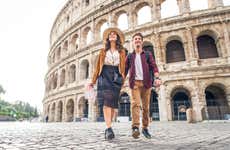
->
xmin=103 ymin=27 xmax=125 ymax=44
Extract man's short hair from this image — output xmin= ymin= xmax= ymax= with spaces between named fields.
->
xmin=132 ymin=32 xmax=143 ymax=41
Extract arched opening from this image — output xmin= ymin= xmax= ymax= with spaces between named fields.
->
xmin=63 ymin=40 xmax=68 ymax=51
xmin=161 ymin=0 xmax=179 ymax=18
xmin=166 ymin=40 xmax=185 ymax=63
xmin=171 ymin=88 xmax=192 ymax=121
xmin=71 ymin=34 xmax=79 ymax=51
xmin=119 ymin=93 xmax=130 ymax=117
xmin=86 ymin=30 xmax=93 ymax=45
xmin=224 ymin=0 xmax=230 ymax=6
xmin=80 ymin=60 xmax=89 ymax=80
xmin=52 ymin=53 xmax=55 ymax=63
xmin=149 ymin=90 xmax=159 ymax=121
xmin=137 ymin=5 xmax=151 ymax=25
xmin=205 ymin=84 xmax=230 ymax=120
xmin=57 ymin=101 xmax=63 ymax=122
xmin=143 ymin=41 xmax=155 ymax=59
xmin=60 ymin=69 xmax=66 ymax=87
xmin=51 ymin=103 xmax=55 ymax=122
xmin=79 ymin=98 xmax=89 ymax=118
xmin=69 ymin=64 xmax=76 ymax=83
xmin=66 ymin=99 xmax=74 ymax=122
xmin=100 ymin=22 xmax=108 ymax=39
xmin=57 ymin=47 xmax=61 ymax=60
xmin=197 ymin=35 xmax=219 ymax=59
xmin=189 ymin=0 xmax=208 ymax=11
xmin=52 ymin=73 xmax=58 ymax=89
xmin=117 ymin=13 xmax=128 ymax=30
xmin=47 ymin=105 xmax=50 ymax=121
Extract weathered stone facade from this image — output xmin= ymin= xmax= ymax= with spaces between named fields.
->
xmin=43 ymin=0 xmax=230 ymax=122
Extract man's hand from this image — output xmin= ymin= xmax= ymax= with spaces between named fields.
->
xmin=154 ymin=79 xmax=161 ymax=87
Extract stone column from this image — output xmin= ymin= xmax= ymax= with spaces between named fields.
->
xmin=109 ymin=13 xmax=116 ymax=27
xmin=88 ymin=101 xmax=93 ymax=121
xmin=222 ymin=22 xmax=230 ymax=62
xmin=158 ymin=85 xmax=169 ymax=121
xmin=152 ymin=0 xmax=161 ymax=21
xmin=74 ymin=98 xmax=78 ymax=121
xmin=76 ymin=59 xmax=80 ymax=83
xmin=186 ymin=27 xmax=199 ymax=66
xmin=128 ymin=5 xmax=136 ymax=30
xmin=177 ymin=0 xmax=190 ymax=15
xmin=152 ymin=33 xmax=164 ymax=70
xmin=208 ymin=0 xmax=224 ymax=9
xmin=63 ymin=100 xmax=67 ymax=122
xmin=191 ymin=80 xmax=203 ymax=122
xmin=89 ymin=53 xmax=93 ymax=78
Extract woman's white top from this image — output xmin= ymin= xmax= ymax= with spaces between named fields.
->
xmin=104 ymin=50 xmax=120 ymax=66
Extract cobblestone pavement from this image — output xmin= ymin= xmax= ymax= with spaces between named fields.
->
xmin=0 ymin=121 xmax=230 ymax=150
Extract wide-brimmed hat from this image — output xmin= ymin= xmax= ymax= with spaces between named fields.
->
xmin=103 ymin=27 xmax=125 ymax=45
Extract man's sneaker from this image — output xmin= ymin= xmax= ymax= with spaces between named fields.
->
xmin=132 ymin=127 xmax=140 ymax=139
xmin=105 ymin=128 xmax=115 ymax=140
xmin=142 ymin=128 xmax=151 ymax=139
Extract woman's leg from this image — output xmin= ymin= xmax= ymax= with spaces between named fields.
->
xmin=103 ymin=106 xmax=112 ymax=128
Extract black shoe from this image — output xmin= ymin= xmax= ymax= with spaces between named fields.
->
xmin=142 ymin=128 xmax=151 ymax=139
xmin=132 ymin=127 xmax=140 ymax=139
xmin=105 ymin=128 xmax=115 ymax=140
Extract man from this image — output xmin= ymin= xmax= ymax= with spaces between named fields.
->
xmin=125 ymin=33 xmax=161 ymax=139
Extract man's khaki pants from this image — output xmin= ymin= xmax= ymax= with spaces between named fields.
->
xmin=131 ymin=80 xmax=151 ymax=129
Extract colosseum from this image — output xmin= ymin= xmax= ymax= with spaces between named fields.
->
xmin=43 ymin=0 xmax=230 ymax=122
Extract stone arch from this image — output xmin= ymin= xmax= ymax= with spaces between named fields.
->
xmin=51 ymin=102 xmax=56 ymax=122
xmin=119 ymin=92 xmax=131 ymax=117
xmin=66 ymin=99 xmax=74 ymax=122
xmin=56 ymin=46 xmax=61 ymax=60
xmin=196 ymin=30 xmax=220 ymax=59
xmin=70 ymin=33 xmax=79 ymax=51
xmin=82 ymin=27 xmax=93 ymax=45
xmin=78 ymin=97 xmax=89 ymax=118
xmin=95 ymin=19 xmax=108 ymax=40
xmin=161 ymin=0 xmax=179 ymax=18
xmin=169 ymin=86 xmax=193 ymax=121
xmin=134 ymin=2 xmax=152 ymax=25
xmin=63 ymin=40 xmax=68 ymax=52
xmin=204 ymin=83 xmax=230 ymax=120
xmin=166 ymin=37 xmax=186 ymax=63
xmin=60 ymin=69 xmax=66 ymax=87
xmin=92 ymin=55 xmax=99 ymax=73
xmin=52 ymin=73 xmax=58 ymax=89
xmin=80 ymin=59 xmax=89 ymax=80
xmin=115 ymin=11 xmax=129 ymax=30
xmin=56 ymin=101 xmax=63 ymax=122
xmin=189 ymin=0 xmax=208 ymax=11
xmin=69 ymin=64 xmax=76 ymax=83
xmin=47 ymin=104 xmax=50 ymax=121
xmin=52 ymin=52 xmax=55 ymax=63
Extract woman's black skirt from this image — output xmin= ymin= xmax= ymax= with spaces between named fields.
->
xmin=97 ymin=65 xmax=123 ymax=108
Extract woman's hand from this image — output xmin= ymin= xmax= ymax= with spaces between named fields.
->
xmin=88 ymin=83 xmax=94 ymax=88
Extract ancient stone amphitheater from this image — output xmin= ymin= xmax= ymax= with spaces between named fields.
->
xmin=43 ymin=0 xmax=230 ymax=122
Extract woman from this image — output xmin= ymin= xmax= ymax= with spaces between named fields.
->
xmin=89 ymin=27 xmax=126 ymax=140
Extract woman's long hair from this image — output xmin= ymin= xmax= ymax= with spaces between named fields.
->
xmin=105 ymin=32 xmax=123 ymax=52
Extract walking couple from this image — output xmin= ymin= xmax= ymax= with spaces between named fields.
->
xmin=88 ymin=27 xmax=161 ymax=140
